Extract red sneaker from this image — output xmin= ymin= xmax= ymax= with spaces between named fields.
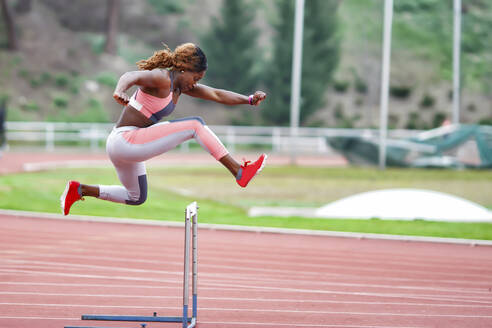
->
xmin=60 ymin=180 xmax=83 ymax=215
xmin=236 ymin=154 xmax=267 ymax=188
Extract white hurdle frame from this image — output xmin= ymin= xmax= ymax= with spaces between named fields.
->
xmin=66 ymin=202 xmax=198 ymax=328
xmin=183 ymin=201 xmax=198 ymax=328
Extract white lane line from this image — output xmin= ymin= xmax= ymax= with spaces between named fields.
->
xmin=2 ymin=269 xmax=492 ymax=306
xmin=0 ymin=281 xmax=171 ymax=289
xmin=2 ymin=282 xmax=492 ymax=308
xmin=204 ymin=308 xmax=492 ymax=318
xmin=3 ymin=244 xmax=492 ymax=275
xmin=0 ymin=316 xmax=79 ymax=321
xmin=3 ymin=236 xmax=492 ymax=281
xmin=3 ymin=249 xmax=492 ymax=284
xmin=203 ymin=281 xmax=492 ymax=303
xmin=0 ymin=240 xmax=490 ymax=283
xmin=2 ymin=288 xmax=492 ymax=306
xmin=1 ymin=265 xmax=489 ymax=298
xmin=0 ymin=317 xmax=426 ymax=328
xmin=1 ymin=262 xmax=489 ymax=295
xmin=0 ymin=234 xmax=492 ymax=273
xmin=1 ymin=304 xmax=491 ymax=319
xmin=3 ymin=268 xmax=492 ymax=304
xmin=0 ymin=292 xmax=180 ymax=299
xmin=198 ymin=322 xmax=425 ymax=328
xmin=1 ymin=259 xmax=182 ymax=276
xmin=2 ymin=260 xmax=491 ymax=295
xmin=1 ymin=297 xmax=492 ymax=309
xmin=2 ymin=267 xmax=492 ymax=305
xmin=0 ymin=302 xmax=179 ymax=309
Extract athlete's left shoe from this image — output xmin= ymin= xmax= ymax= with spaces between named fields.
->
xmin=60 ymin=180 xmax=83 ymax=215
xmin=236 ymin=153 xmax=267 ymax=188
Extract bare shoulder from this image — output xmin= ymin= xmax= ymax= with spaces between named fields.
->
xmin=126 ymin=69 xmax=170 ymax=89
xmin=149 ymin=69 xmax=171 ymax=88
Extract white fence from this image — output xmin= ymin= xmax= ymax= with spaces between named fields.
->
xmin=5 ymin=121 xmax=422 ymax=154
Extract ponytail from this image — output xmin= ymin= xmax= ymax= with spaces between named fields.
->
xmin=136 ymin=44 xmax=175 ymax=70
xmin=136 ymin=42 xmax=207 ymax=72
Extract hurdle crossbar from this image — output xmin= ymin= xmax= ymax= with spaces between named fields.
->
xmin=65 ymin=202 xmax=198 ymax=328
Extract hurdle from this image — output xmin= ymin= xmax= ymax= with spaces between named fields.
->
xmin=65 ymin=201 xmax=198 ymax=328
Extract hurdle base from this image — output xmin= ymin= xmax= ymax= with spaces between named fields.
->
xmin=66 ymin=324 xmax=197 ymax=328
xmin=66 ymin=326 xmax=151 ymax=328
xmin=82 ymin=315 xmax=193 ymax=322
xmin=66 ymin=327 xmax=141 ymax=328
xmin=67 ymin=314 xmax=196 ymax=328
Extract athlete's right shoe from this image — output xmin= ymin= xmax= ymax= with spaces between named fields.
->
xmin=236 ymin=154 xmax=267 ymax=188
xmin=60 ymin=180 xmax=83 ymax=215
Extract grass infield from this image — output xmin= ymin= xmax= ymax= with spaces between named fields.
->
xmin=0 ymin=166 xmax=491 ymax=240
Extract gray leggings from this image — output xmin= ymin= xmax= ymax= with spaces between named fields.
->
xmin=98 ymin=116 xmax=228 ymax=205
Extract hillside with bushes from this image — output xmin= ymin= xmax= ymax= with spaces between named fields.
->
xmin=0 ymin=0 xmax=491 ymax=128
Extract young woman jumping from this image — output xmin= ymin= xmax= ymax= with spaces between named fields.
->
xmin=61 ymin=43 xmax=267 ymax=215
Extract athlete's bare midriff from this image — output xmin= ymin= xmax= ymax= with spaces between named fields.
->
xmin=115 ymin=106 xmax=154 ymax=128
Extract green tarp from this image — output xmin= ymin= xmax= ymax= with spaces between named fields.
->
xmin=328 ymin=124 xmax=492 ymax=169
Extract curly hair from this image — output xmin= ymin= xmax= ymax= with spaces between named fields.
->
xmin=136 ymin=43 xmax=207 ymax=72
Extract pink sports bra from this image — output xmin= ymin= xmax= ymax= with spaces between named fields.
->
xmin=129 ymin=71 xmax=177 ymax=123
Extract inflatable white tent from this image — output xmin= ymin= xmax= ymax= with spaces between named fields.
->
xmin=249 ymin=189 xmax=492 ymax=222
xmin=316 ymin=189 xmax=492 ymax=222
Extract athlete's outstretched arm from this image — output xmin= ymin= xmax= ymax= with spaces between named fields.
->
xmin=184 ymin=84 xmax=266 ymax=106
xmin=113 ymin=70 xmax=169 ymax=106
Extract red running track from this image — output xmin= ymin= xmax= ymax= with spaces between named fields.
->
xmin=1 ymin=214 xmax=492 ymax=328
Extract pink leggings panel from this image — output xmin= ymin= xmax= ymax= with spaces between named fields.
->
xmin=121 ymin=116 xmax=228 ymax=160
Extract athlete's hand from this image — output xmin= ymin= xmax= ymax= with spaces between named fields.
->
xmin=251 ymin=91 xmax=266 ymax=107
xmin=113 ymin=91 xmax=129 ymax=106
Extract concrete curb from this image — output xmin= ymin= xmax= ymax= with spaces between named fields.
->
xmin=1 ymin=208 xmax=491 ymax=247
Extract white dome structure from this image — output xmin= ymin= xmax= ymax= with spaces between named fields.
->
xmin=316 ymin=189 xmax=492 ymax=222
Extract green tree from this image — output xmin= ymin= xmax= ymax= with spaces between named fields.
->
xmin=261 ymin=0 xmax=294 ymax=125
xmin=104 ymin=0 xmax=120 ymax=55
xmin=0 ymin=0 xmax=18 ymax=50
xmin=262 ymin=0 xmax=340 ymax=126
xmin=200 ymin=0 xmax=260 ymax=95
xmin=393 ymin=0 xmax=492 ymax=91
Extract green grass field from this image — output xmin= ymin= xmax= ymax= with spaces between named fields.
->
xmin=1 ymin=165 xmax=492 ymax=240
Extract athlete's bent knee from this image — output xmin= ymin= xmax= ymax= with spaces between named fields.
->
xmin=190 ymin=116 xmax=206 ymax=125
xmin=125 ymin=175 xmax=148 ymax=206
xmin=170 ymin=116 xmax=206 ymax=126
xmin=126 ymin=193 xmax=147 ymax=205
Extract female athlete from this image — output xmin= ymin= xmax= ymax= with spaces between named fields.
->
xmin=61 ymin=43 xmax=267 ymax=215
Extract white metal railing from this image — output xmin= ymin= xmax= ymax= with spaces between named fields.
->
xmin=6 ymin=122 xmax=114 ymax=152
xmin=5 ymin=121 xmax=423 ymax=154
